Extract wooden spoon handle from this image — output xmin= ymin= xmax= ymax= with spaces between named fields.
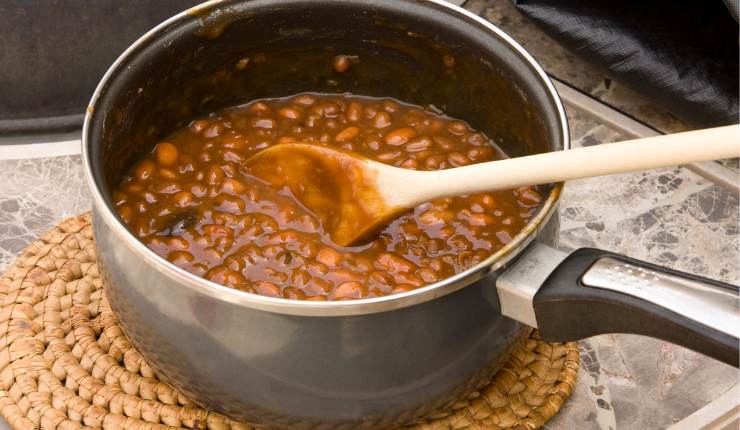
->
xmin=402 ymin=125 xmax=739 ymax=203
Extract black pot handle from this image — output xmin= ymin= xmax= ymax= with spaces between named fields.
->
xmin=532 ymin=248 xmax=739 ymax=367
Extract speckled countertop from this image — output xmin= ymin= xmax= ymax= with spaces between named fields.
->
xmin=0 ymin=1 xmax=738 ymax=429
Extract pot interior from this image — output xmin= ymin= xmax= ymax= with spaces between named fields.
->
xmin=88 ymin=0 xmax=565 ymax=218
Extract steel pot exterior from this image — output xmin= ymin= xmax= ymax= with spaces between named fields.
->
xmin=82 ymin=0 xmax=569 ymax=427
xmin=94 ymin=210 xmax=546 ymax=427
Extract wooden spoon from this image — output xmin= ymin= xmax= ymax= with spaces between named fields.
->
xmin=245 ymin=125 xmax=739 ymax=246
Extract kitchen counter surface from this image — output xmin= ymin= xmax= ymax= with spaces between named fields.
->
xmin=1 ymin=1 xmax=737 ymax=429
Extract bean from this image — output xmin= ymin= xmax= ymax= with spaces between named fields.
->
xmin=220 ymin=137 xmax=245 ymax=150
xmin=405 ymin=137 xmax=432 ymax=152
xmin=431 ymin=197 xmax=453 ymax=210
xmin=189 ymin=119 xmax=209 ymax=134
xmin=198 ymin=151 xmax=213 ymax=163
xmin=399 ymin=158 xmax=418 ymax=169
xmin=134 ymin=219 xmax=152 ymax=236
xmin=366 ymin=140 xmax=381 ymax=151
xmin=373 ymin=112 xmax=392 ymax=128
xmin=172 ymin=191 xmax=194 ymax=208
xmin=214 ymin=194 xmax=245 ymax=212
xmin=135 ymin=201 xmax=147 ymax=213
xmin=153 ymin=181 xmax=182 ymax=194
xmin=134 ymin=160 xmax=155 ymax=182
xmin=377 ymin=151 xmax=402 ymax=162
xmin=467 ymin=213 xmax=493 ymax=226
xmin=308 ymin=261 xmax=329 ymax=277
xmin=432 ymin=135 xmax=454 ymax=150
xmin=449 ymin=235 xmax=472 ymax=251
xmin=423 ymin=155 xmax=446 ymax=170
xmin=249 ymin=102 xmax=271 ymax=113
xmin=212 ymin=211 xmax=236 ymax=226
xmin=206 ymin=267 xmax=245 ymax=289
xmin=204 ymin=123 xmax=223 ymax=138
xmin=333 ymin=55 xmax=351 ymax=73
xmin=125 ymin=183 xmax=143 ymax=193
xmin=250 ymin=118 xmax=275 ymax=129
xmin=416 ymin=268 xmax=439 ymax=283
xmin=203 ymin=224 xmax=233 ymax=238
xmin=156 ymin=207 xmax=172 ymax=218
xmin=390 ymin=284 xmax=414 ymax=294
xmin=382 ymin=100 xmax=400 ymax=113
xmin=168 ymin=237 xmax=190 ymax=250
xmin=278 ymin=107 xmax=301 ymax=120
xmin=467 ymin=133 xmax=487 ymax=147
xmin=270 ymin=230 xmax=299 ymax=245
xmin=157 ymin=168 xmax=177 ymax=179
xmin=293 ymin=95 xmax=316 ymax=106
xmin=204 ymin=247 xmax=225 ymax=262
xmin=347 ymin=255 xmax=373 ymax=272
xmin=496 ymin=230 xmax=513 ymax=244
xmin=206 ymin=166 xmax=224 ymax=185
xmin=292 ymin=270 xmax=312 ymax=288
xmin=155 ymin=142 xmax=179 ymax=166
xmin=516 ymin=187 xmax=542 ymax=207
xmin=479 ymin=194 xmax=496 ymax=209
xmin=394 ymin=273 xmax=423 ymax=287
xmin=254 ymin=281 xmax=281 ymax=298
xmin=448 ymin=152 xmax=470 ymax=167
xmin=438 ymin=226 xmax=455 ymax=239
xmin=447 ymin=121 xmax=468 ymax=135
xmin=384 ymin=127 xmax=416 ymax=146
xmin=189 ymin=183 xmax=207 ymax=198
xmin=467 ymin=146 xmax=493 ymax=161
xmin=376 ymin=253 xmax=413 ymax=273
xmin=316 ymin=247 xmax=342 ymax=268
xmin=364 ymin=106 xmax=378 ymax=119
xmin=235 ymin=57 xmax=250 ymax=70
xmin=332 ymin=282 xmax=366 ymax=300
xmin=306 ymin=277 xmax=331 ymax=295
xmin=368 ymin=272 xmax=393 ymax=289
xmin=323 ymin=103 xmax=340 ymax=118
xmin=220 ymin=178 xmax=246 ymax=194
xmin=335 ymin=126 xmax=360 ymax=142
xmin=283 ymin=287 xmax=307 ymax=300
xmin=168 ymin=250 xmax=194 ymax=265
xmin=346 ymin=102 xmax=362 ymax=121
xmin=222 ymin=150 xmax=244 ymax=163
xmin=419 ymin=209 xmax=455 ymax=225
xmin=295 ymin=240 xmax=318 ymax=259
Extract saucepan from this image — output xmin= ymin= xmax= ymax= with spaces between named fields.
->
xmin=81 ymin=0 xmax=739 ymax=428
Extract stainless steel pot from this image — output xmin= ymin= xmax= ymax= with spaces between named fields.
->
xmin=81 ymin=1 xmax=740 ymax=428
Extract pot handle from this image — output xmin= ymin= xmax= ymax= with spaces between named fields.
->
xmin=497 ymin=245 xmax=739 ymax=367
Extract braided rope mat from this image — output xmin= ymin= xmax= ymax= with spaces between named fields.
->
xmin=0 ymin=214 xmax=578 ymax=430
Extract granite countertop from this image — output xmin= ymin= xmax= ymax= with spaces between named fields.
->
xmin=0 ymin=1 xmax=738 ymax=429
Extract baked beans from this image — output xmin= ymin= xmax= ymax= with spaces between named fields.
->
xmin=114 ymin=94 xmax=542 ymax=300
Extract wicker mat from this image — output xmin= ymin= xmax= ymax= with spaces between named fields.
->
xmin=0 ymin=214 xmax=578 ymax=430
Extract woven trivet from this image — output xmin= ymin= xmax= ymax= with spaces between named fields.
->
xmin=0 ymin=213 xmax=578 ymax=430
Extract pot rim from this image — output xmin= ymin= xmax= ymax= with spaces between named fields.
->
xmin=82 ymin=0 xmax=569 ymax=317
